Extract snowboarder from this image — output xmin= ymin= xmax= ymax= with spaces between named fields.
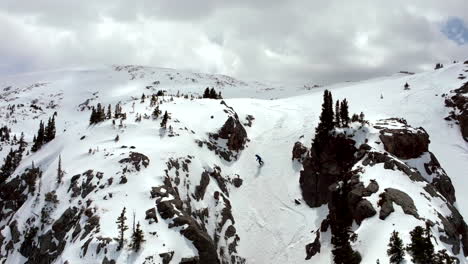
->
xmin=255 ymin=154 xmax=264 ymax=166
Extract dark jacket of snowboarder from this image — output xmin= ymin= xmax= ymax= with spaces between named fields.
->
xmin=255 ymin=154 xmax=264 ymax=165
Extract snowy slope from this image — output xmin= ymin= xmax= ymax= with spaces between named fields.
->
xmin=0 ymin=63 xmax=467 ymax=263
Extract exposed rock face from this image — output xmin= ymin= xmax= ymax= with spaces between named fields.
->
xmin=217 ymin=116 xmax=248 ymax=152
xmin=119 ymin=152 xmax=150 ymax=172
xmin=378 ymin=188 xmax=419 ymax=220
xmin=445 ymin=82 xmax=468 ymax=141
xmin=299 ymin=134 xmax=357 ymax=207
xmin=154 ymin=178 xmax=220 ymax=264
xmin=197 ymin=103 xmax=248 ymax=162
xmin=150 ymin=157 xmax=245 ymax=264
xmin=377 ymin=119 xmax=430 ymax=159
xmin=292 ymin=141 xmax=308 ymax=161
xmin=425 ymin=153 xmax=456 ymax=204
xmin=305 ymin=231 xmax=321 ymax=260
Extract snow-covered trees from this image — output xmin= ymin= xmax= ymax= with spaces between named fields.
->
xmin=31 ymin=116 xmax=56 ymax=152
xmin=160 ymin=111 xmax=169 ymax=128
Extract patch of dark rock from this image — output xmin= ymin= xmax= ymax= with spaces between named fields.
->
xmin=292 ymin=141 xmax=308 ymax=161
xmin=145 ymin=208 xmax=158 ymax=223
xmin=378 ymin=188 xmax=419 ymax=220
xmin=305 ymin=231 xmax=321 ymax=260
xmin=378 ymin=122 xmax=430 ymax=159
xmin=180 ymin=257 xmax=200 ymax=264
xmin=159 ymin=251 xmax=174 ymax=264
xmin=119 ymin=152 xmax=150 ymax=172
xmin=194 ymin=171 xmax=210 ymax=201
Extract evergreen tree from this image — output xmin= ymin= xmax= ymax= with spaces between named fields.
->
xmin=0 ymin=147 xmax=22 ymax=183
xmin=423 ymin=223 xmax=435 ymax=260
xmin=335 ymin=100 xmax=341 ymax=127
xmin=131 ymin=222 xmax=145 ymax=252
xmin=387 ymin=230 xmax=405 ymax=263
xmin=32 ymin=121 xmax=45 ymax=152
xmin=434 ymin=249 xmax=456 ymax=264
xmin=203 ymin=87 xmax=210 ymax=98
xmin=210 ymin=88 xmax=217 ymax=99
xmin=404 ymin=82 xmax=410 ymax=90
xmin=351 ymin=114 xmax=359 ymax=122
xmin=359 ymin=112 xmax=365 ymax=124
xmin=407 ymin=225 xmax=433 ymax=264
xmin=218 ymin=91 xmax=222 ymax=99
xmin=116 ymin=207 xmax=128 ymax=251
xmin=18 ymin=132 xmax=27 ymax=151
xmin=314 ymin=90 xmax=335 ymax=145
xmin=141 ymin=93 xmax=146 ymax=103
xmin=160 ymin=111 xmax=169 ymax=128
xmin=45 ymin=116 xmax=56 ymax=142
xmin=90 ymin=107 xmax=97 ymax=124
xmin=107 ymin=105 xmax=112 ymax=119
xmin=152 ymin=106 xmax=161 ymax=119
xmin=340 ymin=99 xmax=350 ymax=126
xmin=57 ymin=155 xmax=64 ymax=184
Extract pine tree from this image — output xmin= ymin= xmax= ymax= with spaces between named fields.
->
xmin=359 ymin=112 xmax=365 ymax=124
xmin=141 ymin=93 xmax=146 ymax=103
xmin=423 ymin=223 xmax=435 ymax=260
xmin=116 ymin=207 xmax=128 ymax=251
xmin=314 ymin=90 xmax=335 ymax=145
xmin=107 ymin=105 xmax=112 ymax=119
xmin=90 ymin=107 xmax=97 ymax=124
xmin=340 ymin=99 xmax=349 ymax=127
xmin=131 ymin=222 xmax=145 ymax=252
xmin=45 ymin=116 xmax=56 ymax=142
xmin=335 ymin=100 xmax=341 ymax=127
xmin=434 ymin=249 xmax=455 ymax=264
xmin=57 ymin=155 xmax=64 ymax=184
xmin=209 ymin=88 xmax=217 ymax=99
xmin=387 ymin=231 xmax=405 ymax=263
xmin=32 ymin=121 xmax=45 ymax=152
xmin=160 ymin=111 xmax=169 ymax=128
xmin=152 ymin=106 xmax=161 ymax=119
xmin=18 ymin=132 xmax=27 ymax=151
xmin=407 ymin=226 xmax=432 ymax=264
xmin=404 ymin=82 xmax=410 ymax=90
xmin=203 ymin=87 xmax=210 ymax=98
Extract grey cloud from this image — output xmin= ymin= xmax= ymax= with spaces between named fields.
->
xmin=0 ymin=0 xmax=467 ymax=84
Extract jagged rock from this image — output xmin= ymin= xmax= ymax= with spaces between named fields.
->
xmin=159 ymin=251 xmax=174 ymax=264
xmin=378 ymin=188 xmax=419 ymax=220
xmin=9 ymin=220 xmax=20 ymax=243
xmin=194 ymin=171 xmax=210 ymax=201
xmin=445 ymin=82 xmax=468 ymax=141
xmin=154 ymin=179 xmax=220 ymax=264
xmin=102 ymin=257 xmax=116 ymax=264
xmin=119 ymin=152 xmax=150 ymax=172
xmin=216 ymin=116 xmax=248 ymax=152
xmin=145 ymin=208 xmax=158 ymax=223
xmin=378 ymin=119 xmax=430 ymax=159
xmin=425 ymin=152 xmax=456 ymax=204
xmin=305 ymin=231 xmax=321 ymax=260
xmin=354 ymin=199 xmax=377 ymax=224
xmin=292 ymin=141 xmax=308 ymax=161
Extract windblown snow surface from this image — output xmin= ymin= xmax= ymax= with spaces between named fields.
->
xmin=0 ymin=63 xmax=467 ymax=263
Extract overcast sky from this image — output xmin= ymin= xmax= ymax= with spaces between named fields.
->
xmin=0 ymin=0 xmax=467 ymax=84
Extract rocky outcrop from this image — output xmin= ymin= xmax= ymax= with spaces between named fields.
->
xmin=378 ymin=188 xmax=419 ymax=220
xmin=377 ymin=118 xmax=430 ymax=159
xmin=425 ymin=153 xmax=456 ymax=204
xmin=292 ymin=141 xmax=308 ymax=161
xmin=119 ymin=152 xmax=150 ymax=172
xmin=299 ymin=134 xmax=357 ymax=207
xmin=445 ymin=82 xmax=468 ymax=142
xmin=305 ymin=231 xmax=321 ymax=260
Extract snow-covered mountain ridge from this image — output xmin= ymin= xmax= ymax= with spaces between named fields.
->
xmin=0 ymin=62 xmax=467 ymax=263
